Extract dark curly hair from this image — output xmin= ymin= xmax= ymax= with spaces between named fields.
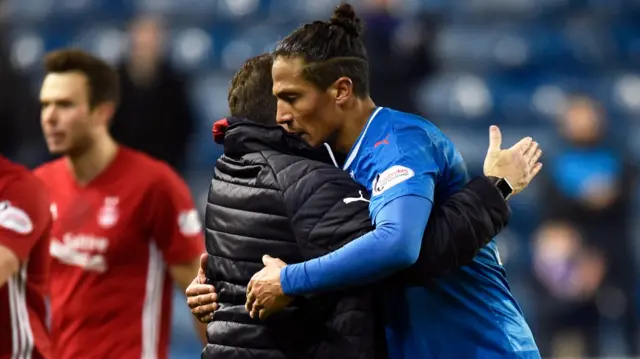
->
xmin=273 ymin=3 xmax=370 ymax=98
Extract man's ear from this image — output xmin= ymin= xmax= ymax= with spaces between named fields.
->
xmin=95 ymin=102 xmax=116 ymax=126
xmin=333 ymin=77 xmax=353 ymax=106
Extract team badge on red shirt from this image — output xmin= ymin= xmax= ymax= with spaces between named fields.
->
xmin=97 ymin=197 xmax=119 ymax=229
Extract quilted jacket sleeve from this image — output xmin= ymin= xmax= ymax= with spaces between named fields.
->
xmin=279 ymin=160 xmax=374 ymax=260
xmin=400 ymin=175 xmax=512 ymax=283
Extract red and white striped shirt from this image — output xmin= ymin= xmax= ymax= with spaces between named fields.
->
xmin=0 ymin=155 xmax=52 ymax=359
xmin=34 ymin=147 xmax=204 ymax=359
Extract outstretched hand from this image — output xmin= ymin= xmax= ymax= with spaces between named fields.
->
xmin=483 ymin=125 xmax=543 ymax=195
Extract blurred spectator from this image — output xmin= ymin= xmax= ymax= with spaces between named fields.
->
xmin=0 ymin=24 xmax=45 ymax=167
xmin=111 ymin=15 xmax=195 ymax=175
xmin=532 ymin=221 xmax=606 ymax=357
xmin=535 ymin=95 xmax=637 ymax=356
xmin=360 ymin=0 xmax=438 ymax=114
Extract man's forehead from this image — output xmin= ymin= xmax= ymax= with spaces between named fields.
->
xmin=272 ymin=57 xmax=310 ymax=94
xmin=272 ymin=79 xmax=293 ymax=94
xmin=40 ymin=72 xmax=87 ymax=97
xmin=273 ymin=57 xmax=306 ymax=78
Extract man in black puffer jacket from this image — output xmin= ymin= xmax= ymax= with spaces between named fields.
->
xmin=192 ymin=54 xmax=534 ymax=359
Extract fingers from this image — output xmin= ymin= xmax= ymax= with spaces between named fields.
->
xmin=246 ymin=287 xmax=260 ymax=319
xmin=188 ymin=290 xmax=218 ymax=323
xmin=197 ymin=313 xmax=214 ymax=323
xmin=258 ymin=308 xmax=272 ymax=321
xmin=527 ymin=162 xmax=543 ymax=182
xmin=191 ymin=300 xmax=219 ymax=323
xmin=522 ymin=140 xmax=536 ymax=158
xmin=512 ymin=137 xmax=533 ymax=155
xmin=199 ymin=253 xmax=208 ymax=271
xmin=262 ymin=254 xmax=274 ymax=266
xmin=522 ymin=141 xmax=542 ymax=183
xmin=186 ymin=283 xmax=215 ymax=298
xmin=187 ymin=291 xmax=217 ymax=308
xmin=246 ymin=277 xmax=253 ymax=296
xmin=262 ymin=255 xmax=287 ymax=269
xmin=487 ymin=125 xmax=503 ymax=154
xmin=192 ymin=301 xmax=218 ymax=316
xmin=250 ymin=305 xmax=260 ymax=319
xmin=196 ymin=254 xmax=209 ymax=284
xmin=245 ymin=270 xmax=261 ymax=314
xmin=245 ymin=290 xmax=256 ymax=315
xmin=191 ymin=274 xmax=201 ymax=285
xmin=197 ymin=272 xmax=207 ymax=285
xmin=529 ymin=148 xmax=542 ymax=168
xmin=522 ymin=140 xmax=539 ymax=161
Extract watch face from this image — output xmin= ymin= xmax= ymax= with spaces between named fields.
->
xmin=497 ymin=179 xmax=513 ymax=198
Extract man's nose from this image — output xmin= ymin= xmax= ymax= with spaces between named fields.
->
xmin=42 ymin=107 xmax=57 ymax=124
xmin=276 ymin=115 xmax=292 ymax=126
xmin=276 ymin=111 xmax=293 ymax=126
xmin=276 ymin=101 xmax=293 ymax=125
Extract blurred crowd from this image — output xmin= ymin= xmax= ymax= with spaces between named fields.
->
xmin=1 ymin=0 xmax=639 ymax=357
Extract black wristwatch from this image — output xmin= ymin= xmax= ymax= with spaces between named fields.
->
xmin=487 ymin=176 xmax=514 ymax=200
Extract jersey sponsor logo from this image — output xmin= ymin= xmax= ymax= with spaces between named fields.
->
xmin=343 ymin=190 xmax=370 ymax=204
xmin=178 ymin=209 xmax=202 ymax=236
xmin=373 ymin=134 xmax=390 ymax=148
xmin=50 ymin=233 xmax=110 ymax=273
xmin=97 ymin=197 xmax=119 ymax=229
xmin=0 ymin=200 xmax=33 ymax=234
xmin=60 ymin=232 xmax=110 ymax=252
xmin=372 ymin=165 xmax=415 ymax=196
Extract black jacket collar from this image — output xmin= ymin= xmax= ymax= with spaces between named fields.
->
xmin=213 ymin=117 xmax=346 ymax=167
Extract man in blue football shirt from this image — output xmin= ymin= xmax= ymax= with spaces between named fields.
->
xmin=245 ymin=3 xmax=543 ymax=359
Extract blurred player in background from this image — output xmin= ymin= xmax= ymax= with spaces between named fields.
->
xmin=0 ymin=155 xmax=52 ymax=359
xmin=34 ymin=49 xmax=206 ymax=359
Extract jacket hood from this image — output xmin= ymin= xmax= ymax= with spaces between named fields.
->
xmin=212 ymin=117 xmax=345 ymax=167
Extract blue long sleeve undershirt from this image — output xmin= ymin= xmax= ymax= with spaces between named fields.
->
xmin=281 ymin=195 xmax=433 ymax=296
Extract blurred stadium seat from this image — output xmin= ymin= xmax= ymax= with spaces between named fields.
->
xmin=169 ymin=27 xmax=214 ymax=71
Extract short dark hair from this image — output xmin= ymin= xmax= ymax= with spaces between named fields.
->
xmin=44 ymin=49 xmax=120 ymax=109
xmin=273 ymin=3 xmax=369 ymax=98
xmin=228 ymin=54 xmax=276 ymax=125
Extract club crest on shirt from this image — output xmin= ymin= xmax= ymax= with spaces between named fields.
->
xmin=0 ymin=200 xmax=33 ymax=234
xmin=372 ymin=165 xmax=415 ymax=196
xmin=97 ymin=197 xmax=119 ymax=229
xmin=178 ymin=209 xmax=202 ymax=236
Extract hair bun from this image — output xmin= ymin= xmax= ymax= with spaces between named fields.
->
xmin=329 ymin=3 xmax=364 ymax=37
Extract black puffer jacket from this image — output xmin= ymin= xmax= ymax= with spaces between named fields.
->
xmin=203 ymin=118 xmax=380 ymax=359
xmin=203 ymin=117 xmax=513 ymax=359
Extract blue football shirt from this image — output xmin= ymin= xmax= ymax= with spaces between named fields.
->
xmin=343 ymin=107 xmax=540 ymax=359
